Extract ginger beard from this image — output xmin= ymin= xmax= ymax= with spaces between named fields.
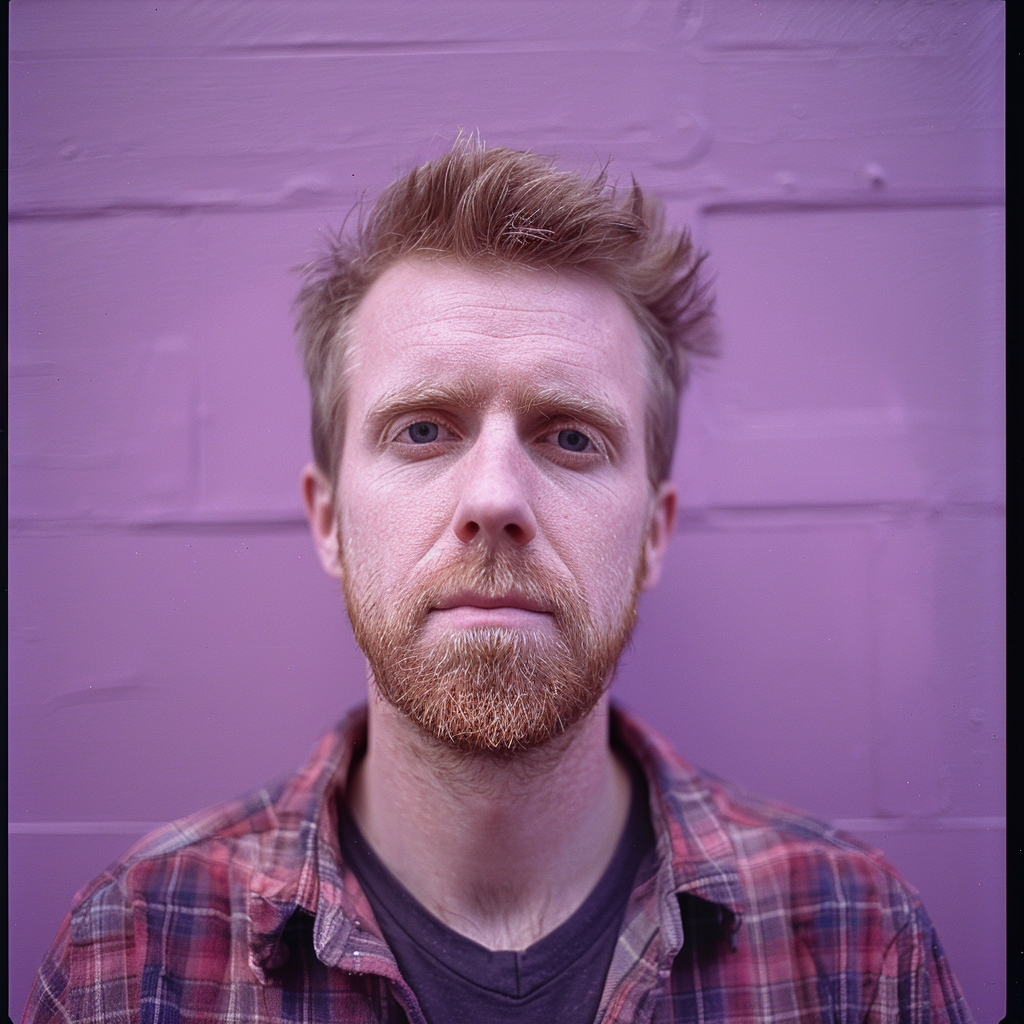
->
xmin=340 ymin=534 xmax=647 ymax=754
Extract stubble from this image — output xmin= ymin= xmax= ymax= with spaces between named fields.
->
xmin=341 ymin=540 xmax=645 ymax=754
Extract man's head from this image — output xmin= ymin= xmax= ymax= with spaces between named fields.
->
xmin=296 ymin=137 xmax=715 ymax=493
xmin=299 ymin=140 xmax=715 ymax=754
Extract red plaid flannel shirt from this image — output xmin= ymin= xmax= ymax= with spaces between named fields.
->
xmin=24 ymin=705 xmax=973 ymax=1023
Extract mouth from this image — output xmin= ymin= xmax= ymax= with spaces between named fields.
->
xmin=432 ymin=592 xmax=552 ymax=614
xmin=427 ymin=592 xmax=556 ymax=632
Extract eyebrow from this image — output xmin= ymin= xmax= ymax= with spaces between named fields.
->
xmin=510 ymin=382 xmax=628 ymax=436
xmin=365 ymin=377 xmax=629 ymax=438
xmin=366 ymin=379 xmax=484 ymax=430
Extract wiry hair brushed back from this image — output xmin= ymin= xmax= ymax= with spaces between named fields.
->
xmin=295 ymin=137 xmax=716 ymax=487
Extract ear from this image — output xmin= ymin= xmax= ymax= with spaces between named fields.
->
xmin=639 ymin=480 xmax=677 ymax=591
xmin=302 ymin=462 xmax=343 ymax=581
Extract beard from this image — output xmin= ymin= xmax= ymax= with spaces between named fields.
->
xmin=340 ymin=541 xmax=645 ymax=755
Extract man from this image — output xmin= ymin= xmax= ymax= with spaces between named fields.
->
xmin=25 ymin=140 xmax=971 ymax=1023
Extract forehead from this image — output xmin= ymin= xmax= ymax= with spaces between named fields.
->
xmin=344 ymin=259 xmax=648 ymax=415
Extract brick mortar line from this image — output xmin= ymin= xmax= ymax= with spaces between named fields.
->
xmin=831 ymin=817 xmax=1006 ymax=833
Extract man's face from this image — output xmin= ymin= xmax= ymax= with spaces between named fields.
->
xmin=306 ymin=258 xmax=676 ymax=752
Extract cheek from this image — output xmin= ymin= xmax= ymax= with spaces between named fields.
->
xmin=558 ymin=502 xmax=649 ymax=611
xmin=337 ymin=471 xmax=453 ymax=576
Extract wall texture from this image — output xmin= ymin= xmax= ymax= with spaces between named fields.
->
xmin=9 ymin=2 xmax=1005 ymax=1019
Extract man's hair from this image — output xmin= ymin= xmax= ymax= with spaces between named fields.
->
xmin=295 ymin=137 xmax=715 ymax=488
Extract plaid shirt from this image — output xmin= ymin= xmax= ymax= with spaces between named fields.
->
xmin=24 ymin=705 xmax=972 ymax=1024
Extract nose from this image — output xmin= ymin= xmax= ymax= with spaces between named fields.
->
xmin=451 ymin=424 xmax=538 ymax=548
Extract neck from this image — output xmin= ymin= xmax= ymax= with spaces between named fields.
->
xmin=347 ymin=684 xmax=632 ymax=951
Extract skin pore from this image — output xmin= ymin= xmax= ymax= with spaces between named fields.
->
xmin=303 ymin=258 xmax=676 ymax=950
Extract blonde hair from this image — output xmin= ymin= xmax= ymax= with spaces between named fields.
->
xmin=295 ymin=138 xmax=715 ymax=487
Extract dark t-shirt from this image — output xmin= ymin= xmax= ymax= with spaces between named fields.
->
xmin=337 ymin=756 xmax=655 ymax=1024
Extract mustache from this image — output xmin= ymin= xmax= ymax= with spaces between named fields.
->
xmin=408 ymin=548 xmax=586 ymax=627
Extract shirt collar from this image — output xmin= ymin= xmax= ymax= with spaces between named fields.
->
xmin=247 ymin=706 xmax=369 ymax=979
xmin=247 ymin=703 xmax=747 ymax=977
xmin=611 ymin=705 xmax=747 ymax=918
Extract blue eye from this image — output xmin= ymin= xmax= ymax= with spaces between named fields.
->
xmin=407 ymin=422 xmax=439 ymax=444
xmin=558 ymin=429 xmax=591 ymax=452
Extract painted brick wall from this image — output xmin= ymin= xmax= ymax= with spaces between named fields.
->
xmin=8 ymin=2 xmax=1005 ymax=1019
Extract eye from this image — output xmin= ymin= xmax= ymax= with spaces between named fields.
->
xmin=557 ymin=428 xmax=591 ymax=453
xmin=406 ymin=421 xmax=439 ymax=444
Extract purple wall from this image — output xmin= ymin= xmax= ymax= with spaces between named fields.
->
xmin=9 ymin=2 xmax=1004 ymax=1020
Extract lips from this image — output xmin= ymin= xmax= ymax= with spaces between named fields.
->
xmin=431 ymin=591 xmax=552 ymax=615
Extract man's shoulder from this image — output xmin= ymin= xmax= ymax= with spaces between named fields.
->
xmin=614 ymin=705 xmax=922 ymax=922
xmin=65 ymin=716 xmax=360 ymax=939
xmin=65 ymin=778 xmax=290 ymax=932
xmin=702 ymin=769 xmax=920 ymax=911
xmin=22 ymin=717 xmax=371 ymax=1023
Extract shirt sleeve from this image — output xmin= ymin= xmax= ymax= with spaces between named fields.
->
xmin=22 ymin=879 xmax=142 ymax=1024
xmin=869 ymin=902 xmax=975 ymax=1024
xmin=22 ymin=911 xmax=76 ymax=1024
